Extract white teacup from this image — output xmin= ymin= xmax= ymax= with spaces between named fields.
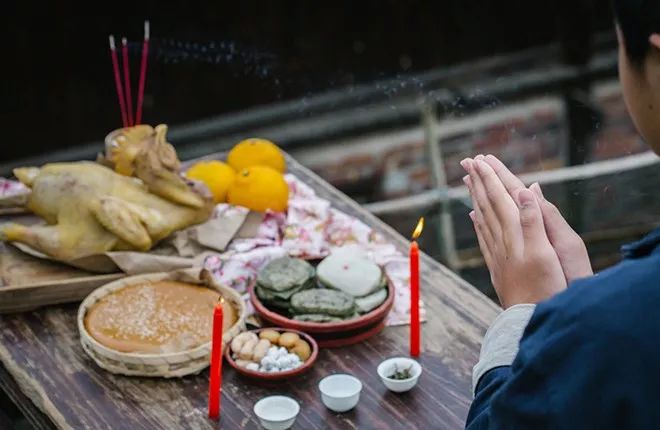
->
xmin=253 ymin=395 xmax=300 ymax=430
xmin=319 ymin=374 xmax=362 ymax=412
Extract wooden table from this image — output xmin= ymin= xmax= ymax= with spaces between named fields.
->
xmin=0 ymin=155 xmax=498 ymax=429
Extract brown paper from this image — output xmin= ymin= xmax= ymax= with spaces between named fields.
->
xmin=12 ymin=243 xmax=121 ymax=273
xmin=106 ymin=252 xmax=198 ymax=275
xmin=168 ymin=210 xmax=248 ymax=257
xmin=235 ymin=211 xmax=264 ymax=238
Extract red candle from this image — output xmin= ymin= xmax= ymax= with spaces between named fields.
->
xmin=208 ymin=299 xmax=224 ymax=420
xmin=410 ymin=217 xmax=424 ymax=357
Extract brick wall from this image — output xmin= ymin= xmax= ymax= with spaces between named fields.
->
xmin=295 ymin=80 xmax=641 ymax=203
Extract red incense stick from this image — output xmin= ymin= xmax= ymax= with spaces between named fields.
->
xmin=109 ymin=35 xmax=128 ymax=127
xmin=136 ymin=20 xmax=150 ymax=125
xmin=121 ymin=38 xmax=134 ymax=126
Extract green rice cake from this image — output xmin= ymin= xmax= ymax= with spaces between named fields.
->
xmin=257 ymin=257 xmax=315 ymax=292
xmin=292 ymin=314 xmax=343 ymax=323
xmin=255 ymin=286 xmax=297 ymax=309
xmin=290 ymin=289 xmax=355 ymax=317
xmin=355 ymin=288 xmax=388 ymax=313
xmin=255 ymin=278 xmax=314 ymax=301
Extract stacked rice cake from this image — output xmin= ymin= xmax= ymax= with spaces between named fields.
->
xmin=290 ymin=250 xmax=388 ymax=321
xmin=255 ymin=257 xmax=315 ymax=309
xmin=256 ymin=252 xmax=388 ymax=322
xmin=290 ymin=289 xmax=357 ymax=321
xmin=316 ymin=251 xmax=388 ymax=313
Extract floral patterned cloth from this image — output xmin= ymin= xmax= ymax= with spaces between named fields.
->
xmin=0 ymin=178 xmax=30 ymax=207
xmin=0 ymin=178 xmax=28 ymax=196
xmin=205 ymin=174 xmax=425 ymax=326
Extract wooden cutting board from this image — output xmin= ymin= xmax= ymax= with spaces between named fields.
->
xmin=0 ymin=217 xmax=123 ymax=314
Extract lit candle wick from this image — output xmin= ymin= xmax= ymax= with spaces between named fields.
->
xmin=412 ymin=217 xmax=425 ymax=240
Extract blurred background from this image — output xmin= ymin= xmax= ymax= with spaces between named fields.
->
xmin=1 ymin=1 xmax=658 ymax=300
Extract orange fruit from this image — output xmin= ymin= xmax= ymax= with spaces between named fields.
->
xmin=227 ymin=138 xmax=286 ymax=173
xmin=227 ymin=166 xmax=289 ymax=212
xmin=185 ymin=160 xmax=236 ymax=203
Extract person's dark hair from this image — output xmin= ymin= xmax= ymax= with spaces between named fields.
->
xmin=612 ymin=0 xmax=660 ymax=66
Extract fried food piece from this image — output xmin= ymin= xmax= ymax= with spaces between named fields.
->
xmin=259 ymin=329 xmax=281 ymax=344
xmin=290 ymin=339 xmax=312 ymax=361
xmin=278 ymin=332 xmax=300 ymax=348
xmin=252 ymin=339 xmax=272 ymax=362
xmin=231 ymin=332 xmax=259 ymax=355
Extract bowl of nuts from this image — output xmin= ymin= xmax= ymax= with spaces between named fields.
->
xmin=225 ymin=327 xmax=318 ymax=381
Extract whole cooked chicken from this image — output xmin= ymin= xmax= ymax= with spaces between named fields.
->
xmin=0 ymin=125 xmax=213 ymax=261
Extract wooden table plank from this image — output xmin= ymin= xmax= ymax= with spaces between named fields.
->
xmin=0 ymin=226 xmax=125 ymax=314
xmin=0 ymin=154 xmax=499 ymax=429
xmin=0 ymin=362 xmax=56 ymax=430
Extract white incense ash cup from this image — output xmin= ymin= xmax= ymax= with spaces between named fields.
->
xmin=377 ymin=357 xmax=422 ymax=393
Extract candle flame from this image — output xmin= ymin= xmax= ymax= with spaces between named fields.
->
xmin=219 ymin=297 xmax=225 ymax=304
xmin=411 ymin=217 xmax=425 ymax=240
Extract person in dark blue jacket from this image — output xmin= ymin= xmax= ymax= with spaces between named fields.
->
xmin=460 ymin=1 xmax=660 ymax=428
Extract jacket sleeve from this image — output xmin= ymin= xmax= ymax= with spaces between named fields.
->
xmin=466 ymin=304 xmax=535 ymax=429
xmin=466 ymin=366 xmax=512 ymax=429
xmin=466 ymin=276 xmax=638 ymax=430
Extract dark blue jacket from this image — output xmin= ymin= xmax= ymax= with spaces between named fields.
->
xmin=467 ymin=227 xmax=660 ymax=429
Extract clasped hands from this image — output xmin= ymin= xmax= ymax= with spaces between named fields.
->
xmin=461 ymin=155 xmax=593 ymax=308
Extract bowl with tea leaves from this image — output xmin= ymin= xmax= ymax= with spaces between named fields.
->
xmin=377 ymin=357 xmax=422 ymax=393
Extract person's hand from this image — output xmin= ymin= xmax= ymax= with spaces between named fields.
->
xmin=481 ymin=155 xmax=593 ymax=283
xmin=461 ymin=157 xmax=567 ymax=308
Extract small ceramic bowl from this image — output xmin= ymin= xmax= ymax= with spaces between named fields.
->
xmin=377 ymin=357 xmax=422 ymax=393
xmin=319 ymin=374 xmax=362 ymax=412
xmin=253 ymin=395 xmax=300 ymax=430
xmin=225 ymin=328 xmax=318 ymax=382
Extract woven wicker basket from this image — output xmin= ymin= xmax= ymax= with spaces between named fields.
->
xmin=78 ymin=269 xmax=247 ymax=378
